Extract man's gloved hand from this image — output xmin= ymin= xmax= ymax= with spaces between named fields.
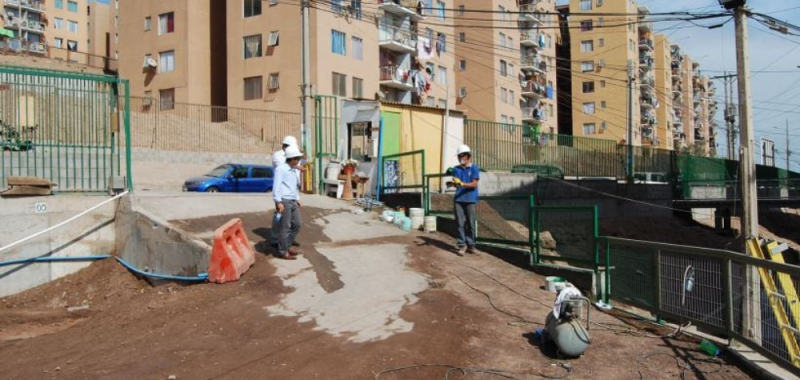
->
xmin=452 ymin=178 xmax=464 ymax=187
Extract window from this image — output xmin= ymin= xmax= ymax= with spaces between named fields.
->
xmin=458 ymin=32 xmax=466 ymax=42
xmin=598 ymin=59 xmax=605 ymax=68
xmin=252 ymin=167 xmax=273 ymax=179
xmin=581 ymin=40 xmax=593 ymax=53
xmin=350 ymin=0 xmax=362 ymax=19
xmin=439 ymin=99 xmax=447 ymax=108
xmin=352 ymin=37 xmax=363 ymax=60
xmin=509 ymin=90 xmax=515 ymax=105
xmin=581 ymin=20 xmax=593 ymax=32
xmin=581 ymin=61 xmax=594 ymax=72
xmin=508 ymin=36 xmax=514 ymax=48
xmin=582 ymin=81 xmax=595 ymax=93
xmin=499 ymin=6 xmax=505 ymax=15
xmin=244 ymin=0 xmax=263 ymax=16
xmin=437 ymin=32 xmax=446 ymax=52
xmin=500 ymin=60 xmax=507 ymax=76
xmin=54 ymin=18 xmax=63 ymax=29
xmin=500 ymin=88 xmax=508 ymax=103
xmin=600 ymin=80 xmax=606 ymax=88
xmin=55 ymin=0 xmax=63 ymax=9
xmin=583 ymin=123 xmax=597 ymax=135
xmin=598 ymin=38 xmax=604 ymax=47
xmin=159 ymin=13 xmax=175 ymax=35
xmin=426 ymin=97 xmax=435 ymax=107
xmin=548 ymin=104 xmax=554 ymax=117
xmin=601 ymin=122 xmax=607 ymax=131
xmin=331 ymin=30 xmax=346 ymax=55
xmin=437 ymin=66 xmax=447 ymax=85
xmin=353 ymin=77 xmax=363 ymax=98
xmin=424 ymin=0 xmax=433 ymax=15
xmin=437 ymin=1 xmax=445 ymax=20
xmin=425 ymin=28 xmax=434 ymax=40
xmin=501 ymin=115 xmax=508 ymax=124
xmin=459 ymin=60 xmax=466 ymax=71
xmin=244 ymin=76 xmax=263 ymax=100
xmin=457 ymin=5 xmax=465 ymax=15
xmin=349 ymin=122 xmax=371 ymax=160
xmin=143 ymin=54 xmax=153 ymax=68
xmin=459 ymin=87 xmax=467 ymax=97
xmin=159 ymin=50 xmax=175 ymax=73
xmin=268 ymin=31 xmax=279 ymax=47
xmin=115 ymin=15 xmax=119 ymax=28
xmin=53 ymin=38 xmax=63 ymax=48
xmin=115 ymin=33 xmax=119 ymax=44
xmin=67 ymin=1 xmax=78 ymax=12
xmin=598 ymin=17 xmax=604 ymax=26
xmin=601 ymin=101 xmax=606 ymax=109
xmin=270 ymin=0 xmax=279 ymax=5
xmin=597 ymin=0 xmax=604 ymax=6
xmin=144 ymin=17 xmax=152 ymax=31
xmin=269 ymin=73 xmax=280 ymax=90
xmin=580 ymin=0 xmax=592 ymax=11
xmin=499 ymin=32 xmax=507 ymax=48
xmin=159 ymin=89 xmax=175 ymax=110
xmin=426 ymin=62 xmax=435 ymax=78
xmin=67 ymin=40 xmax=78 ymax=51
xmin=243 ymin=35 xmax=262 ymax=59
xmin=332 ymin=72 xmax=347 ymax=97
xmin=510 ymin=117 xmax=516 ymax=125
xmin=629 ymin=39 xmax=635 ymax=52
xmin=582 ymin=102 xmax=595 ymax=114
xmin=68 ymin=20 xmax=78 ymax=33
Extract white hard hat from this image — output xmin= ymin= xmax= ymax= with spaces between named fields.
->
xmin=456 ymin=144 xmax=471 ymax=155
xmin=282 ymin=136 xmax=298 ymax=147
xmin=285 ymin=145 xmax=304 ymax=159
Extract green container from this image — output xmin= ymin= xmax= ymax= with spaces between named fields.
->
xmin=699 ymin=339 xmax=720 ymax=357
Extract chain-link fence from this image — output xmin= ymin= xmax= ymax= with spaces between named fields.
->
xmin=536 ymin=206 xmax=599 ymax=268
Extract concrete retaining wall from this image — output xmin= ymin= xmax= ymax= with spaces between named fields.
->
xmin=534 ymin=179 xmax=674 ymax=218
xmin=480 ymin=172 xmax=538 ymax=196
xmin=115 ymin=196 xmax=211 ymax=277
xmin=0 ymin=195 xmax=117 ymax=297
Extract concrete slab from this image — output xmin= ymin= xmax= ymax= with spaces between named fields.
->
xmin=729 ymin=339 xmax=800 ymax=380
xmin=315 ymin=212 xmax=408 ymax=242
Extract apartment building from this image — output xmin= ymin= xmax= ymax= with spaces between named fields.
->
xmin=638 ymin=6 xmax=657 ymax=147
xmin=453 ymin=0 xmax=558 ymax=131
xmin=1 ymin=0 xmax=48 ymax=53
xmin=87 ymin=0 xmax=111 ymax=64
xmin=653 ymin=33 xmax=674 ymax=151
xmin=48 ymin=0 xmax=86 ymax=53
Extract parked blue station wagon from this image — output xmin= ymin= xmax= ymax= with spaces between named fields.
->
xmin=183 ymin=164 xmax=274 ymax=193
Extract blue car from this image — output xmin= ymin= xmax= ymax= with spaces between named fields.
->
xmin=183 ymin=164 xmax=275 ymax=193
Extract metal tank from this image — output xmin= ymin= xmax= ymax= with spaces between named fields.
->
xmin=545 ymin=297 xmax=591 ymax=357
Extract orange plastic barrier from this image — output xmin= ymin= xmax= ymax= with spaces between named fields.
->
xmin=208 ymin=218 xmax=256 ymax=284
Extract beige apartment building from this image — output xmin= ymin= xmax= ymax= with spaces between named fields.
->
xmin=453 ymin=0 xmax=558 ymax=131
xmin=1 ymin=0 xmax=49 ymax=53
xmin=653 ymin=33 xmax=674 ymax=151
xmin=87 ymin=0 xmax=111 ymax=65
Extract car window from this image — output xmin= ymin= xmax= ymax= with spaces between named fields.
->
xmin=653 ymin=174 xmax=666 ymax=182
xmin=206 ymin=165 xmax=231 ymax=178
xmin=634 ymin=174 xmax=646 ymax=181
xmin=232 ymin=167 xmax=249 ymax=179
xmin=252 ymin=167 xmax=273 ymax=178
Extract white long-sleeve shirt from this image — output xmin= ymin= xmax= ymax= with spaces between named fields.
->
xmin=273 ymin=163 xmax=300 ymax=203
xmin=272 ymin=149 xmax=286 ymax=168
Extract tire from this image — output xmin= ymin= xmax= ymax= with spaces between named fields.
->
xmin=205 ymin=187 xmax=219 ymax=193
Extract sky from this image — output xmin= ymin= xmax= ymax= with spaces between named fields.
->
xmin=559 ymin=0 xmax=800 ymax=171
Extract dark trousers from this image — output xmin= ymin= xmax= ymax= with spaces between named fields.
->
xmin=454 ymin=202 xmax=477 ymax=247
xmin=277 ymin=200 xmax=301 ymax=255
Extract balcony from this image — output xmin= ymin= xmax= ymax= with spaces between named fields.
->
xmin=521 ymin=31 xmax=539 ymax=48
xmin=522 ymin=106 xmax=546 ymax=123
xmin=4 ymin=0 xmax=45 ymax=12
xmin=521 ymin=80 xmax=546 ymax=99
xmin=640 ymin=76 xmax=655 ymax=91
xmin=379 ymin=27 xmax=417 ymax=54
xmin=521 ymin=54 xmax=546 ymax=74
xmin=671 ymin=69 xmax=682 ymax=81
xmin=639 ymin=54 xmax=653 ymax=68
xmin=0 ymin=38 xmax=46 ymax=55
xmin=5 ymin=19 xmax=45 ymax=33
xmin=380 ymin=65 xmax=415 ymax=91
xmin=519 ymin=4 xmax=542 ymax=25
xmin=638 ymin=38 xmax=654 ymax=51
xmin=377 ymin=0 xmax=423 ymax=21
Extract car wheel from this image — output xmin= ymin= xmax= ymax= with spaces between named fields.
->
xmin=205 ymin=187 xmax=219 ymax=193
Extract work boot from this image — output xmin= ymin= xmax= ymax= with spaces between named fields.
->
xmin=288 ymin=246 xmax=303 ymax=255
xmin=456 ymin=246 xmax=467 ymax=256
xmin=291 ymin=241 xmax=301 ymax=247
xmin=278 ymin=252 xmax=297 ymax=260
xmin=467 ymin=246 xmax=480 ymax=255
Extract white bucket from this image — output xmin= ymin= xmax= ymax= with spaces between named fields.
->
xmin=423 ymin=216 xmax=437 ymax=232
xmin=545 ymin=276 xmax=566 ymax=293
xmin=409 ymin=208 xmax=424 ymax=217
xmin=409 ymin=208 xmax=425 ymax=230
xmin=325 ymin=163 xmax=340 ymax=181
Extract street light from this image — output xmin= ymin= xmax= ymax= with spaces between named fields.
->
xmin=718 ymin=0 xmax=746 ymax=10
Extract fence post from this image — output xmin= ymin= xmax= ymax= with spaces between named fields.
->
xmin=529 ymin=195 xmax=536 ymax=266
xmin=605 ymin=239 xmax=611 ymax=303
xmin=724 ymin=257 xmax=734 ymax=333
xmin=654 ymin=248 xmax=663 ymax=323
xmin=534 ymin=205 xmax=541 ymax=265
xmin=123 ymin=80 xmax=133 ymax=191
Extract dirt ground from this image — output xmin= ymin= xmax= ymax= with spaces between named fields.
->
xmin=0 ymin=205 xmax=758 ymax=380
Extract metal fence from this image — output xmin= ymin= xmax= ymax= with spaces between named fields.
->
xmin=380 ymin=150 xmax=426 ymax=194
xmin=602 ymin=236 xmax=800 ymax=375
xmin=314 ymin=95 xmax=338 ymax=194
xmin=123 ymin=96 xmax=300 ymax=155
xmin=0 ymin=65 xmax=129 ymax=192
xmin=536 ymin=206 xmax=599 ymax=268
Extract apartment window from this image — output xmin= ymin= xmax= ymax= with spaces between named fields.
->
xmin=581 ymin=61 xmax=594 ymax=72
xmin=424 ymin=0 xmax=433 ymax=15
xmin=547 ymin=35 xmax=552 ymax=48
xmin=68 ymin=20 xmax=78 ymax=33
xmin=332 ymin=72 xmax=347 ymax=97
xmin=580 ymin=20 xmax=593 ymax=32
xmin=159 ymin=50 xmax=175 ymax=73
xmin=500 ymin=60 xmax=507 ymax=76
xmin=352 ymin=37 xmax=363 ymax=60
xmin=509 ymin=64 xmax=515 ymax=77
xmin=270 ymin=0 xmax=278 ymax=5
xmin=582 ymin=81 xmax=595 ymax=93
xmin=243 ymin=35 xmax=262 ymax=59
xmin=437 ymin=66 xmax=447 ymax=85
xmin=583 ymin=102 xmax=596 ymax=114
xmin=268 ymin=31 xmax=279 ymax=47
xmin=509 ymin=90 xmax=515 ymax=105
xmin=67 ymin=1 xmax=78 ymax=12
xmin=508 ymin=36 xmax=514 ymax=48
xmin=459 ymin=60 xmax=466 ymax=71
xmin=581 ymin=40 xmax=593 ymax=53
xmin=457 ymin=5 xmax=465 ymax=15
xmin=351 ymin=0 xmax=362 ymax=19
xmin=580 ymin=0 xmax=592 ymax=11
xmin=598 ymin=59 xmax=605 ymax=68
xmin=598 ymin=38 xmax=604 ymax=47
xmin=501 ymin=115 xmax=508 ymax=124
xmin=144 ymin=17 xmax=152 ymax=31
xmin=425 ymin=28 xmax=434 ymax=40
xmin=510 ymin=117 xmax=516 ymax=125
xmin=437 ymin=32 xmax=447 ymax=52
xmin=459 ymin=88 xmax=468 ymax=98
xmin=600 ymin=80 xmax=606 ymax=88
xmin=67 ymin=40 xmax=78 ymax=51
xmin=437 ymin=1 xmax=445 ymax=20
xmin=499 ymin=32 xmax=507 ymax=48
xmin=601 ymin=101 xmax=606 ymax=109
xmin=269 ymin=73 xmax=280 ymax=90
xmin=115 ymin=16 xmax=119 ymax=27
xmin=426 ymin=62 xmax=435 ymax=78
xmin=499 ymin=6 xmax=505 ymax=15
xmin=244 ymin=0 xmax=262 ymax=17
xmin=353 ymin=77 xmax=363 ymax=98
xmin=548 ymin=104 xmax=554 ymax=117
xmin=53 ymin=38 xmax=63 ymax=48
xmin=598 ymin=17 xmax=604 ymax=26
xmin=115 ymin=33 xmax=119 ymax=44
xmin=55 ymin=0 xmax=63 ymax=9
xmin=54 ymin=18 xmax=63 ymax=29
xmin=583 ymin=123 xmax=597 ymax=135
xmin=159 ymin=89 xmax=175 ymax=110
xmin=331 ymin=30 xmax=346 ymax=56
xmin=426 ymin=97 xmax=435 ymax=107
xmin=439 ymin=99 xmax=447 ymax=108
xmin=597 ymin=0 xmax=604 ymax=6
xmin=500 ymin=88 xmax=508 ymax=103
xmin=159 ymin=13 xmax=175 ymax=35
xmin=244 ymin=76 xmax=263 ymax=100
xmin=458 ymin=32 xmax=466 ymax=42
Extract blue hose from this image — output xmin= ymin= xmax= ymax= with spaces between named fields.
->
xmin=0 ymin=255 xmax=111 ymax=267
xmin=114 ymin=257 xmax=208 ymax=282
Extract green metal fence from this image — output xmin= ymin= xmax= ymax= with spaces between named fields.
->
xmin=380 ymin=150 xmax=426 ymax=194
xmin=0 ymin=65 xmax=130 ymax=193
xmin=315 ymin=95 xmax=338 ymax=194
xmin=535 ymin=205 xmax=599 ymax=268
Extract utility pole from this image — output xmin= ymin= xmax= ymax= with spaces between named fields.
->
xmin=300 ymin=0 xmax=312 ymax=156
xmin=626 ymin=60 xmax=635 ymax=183
xmin=787 ymin=119 xmax=792 ymax=172
xmin=710 ymin=73 xmax=737 ymax=160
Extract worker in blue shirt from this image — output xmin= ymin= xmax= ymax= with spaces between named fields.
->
xmin=272 ymin=145 xmax=304 ymax=260
xmin=452 ymin=144 xmax=480 ymax=256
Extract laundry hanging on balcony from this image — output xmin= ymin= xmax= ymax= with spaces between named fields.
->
xmin=417 ymin=36 xmax=434 ymax=59
xmin=436 ymin=33 xmax=446 ymax=54
xmin=546 ymin=85 xmax=553 ymax=99
xmin=538 ymin=33 xmax=546 ymax=48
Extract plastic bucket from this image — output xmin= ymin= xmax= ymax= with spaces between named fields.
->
xmin=545 ymin=276 xmax=566 ymax=293
xmin=325 ymin=163 xmax=340 ymax=181
xmin=423 ymin=216 xmax=437 ymax=232
xmin=409 ymin=208 xmax=424 ymax=217
xmin=401 ymin=217 xmax=413 ymax=231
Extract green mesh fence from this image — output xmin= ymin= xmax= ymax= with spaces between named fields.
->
xmin=536 ymin=206 xmax=599 ymax=267
xmin=475 ymin=196 xmax=534 ymax=247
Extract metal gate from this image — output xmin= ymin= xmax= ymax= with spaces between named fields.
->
xmin=314 ymin=95 xmax=338 ymax=194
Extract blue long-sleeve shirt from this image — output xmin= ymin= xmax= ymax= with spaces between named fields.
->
xmin=273 ymin=163 xmax=300 ymax=203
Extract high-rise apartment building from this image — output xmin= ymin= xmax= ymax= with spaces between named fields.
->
xmin=653 ymin=33 xmax=674 ymax=151
xmin=48 ymin=0 xmax=87 ymax=53
xmin=1 ymin=0 xmax=49 ymax=53
xmin=453 ymin=0 xmax=558 ymax=131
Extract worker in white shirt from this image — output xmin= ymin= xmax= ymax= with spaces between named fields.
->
xmin=270 ymin=136 xmax=304 ymax=247
xmin=273 ymin=145 xmax=304 ymax=260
